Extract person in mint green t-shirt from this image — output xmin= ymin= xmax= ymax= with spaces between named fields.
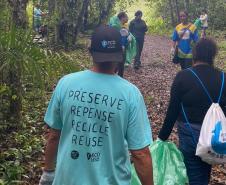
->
xmin=39 ymin=25 xmax=153 ymax=185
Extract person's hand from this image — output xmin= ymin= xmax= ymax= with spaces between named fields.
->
xmin=157 ymin=137 xmax=163 ymax=141
xmin=170 ymin=47 xmax=175 ymax=56
xmin=39 ymin=170 xmax=55 ymax=185
xmin=127 ymin=34 xmax=132 ymax=42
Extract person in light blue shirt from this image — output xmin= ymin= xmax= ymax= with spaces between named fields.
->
xmin=34 ymin=4 xmax=46 ymax=32
xmin=39 ymin=25 xmax=153 ymax=185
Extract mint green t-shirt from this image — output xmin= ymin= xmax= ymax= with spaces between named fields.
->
xmin=44 ymin=70 xmax=152 ymax=185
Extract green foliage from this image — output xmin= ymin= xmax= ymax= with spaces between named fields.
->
xmin=0 ymin=0 xmax=10 ymax=31
xmin=0 ymin=26 xmax=79 ymax=87
xmin=120 ymin=0 xmax=170 ymax=35
xmin=145 ymin=0 xmax=226 ymax=30
xmin=0 ymin=25 xmax=82 ymax=127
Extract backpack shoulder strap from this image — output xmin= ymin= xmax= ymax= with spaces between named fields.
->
xmin=188 ymin=68 xmax=213 ymax=103
xmin=181 ymin=103 xmax=197 ymax=144
xmin=218 ymin=72 xmax=225 ymax=103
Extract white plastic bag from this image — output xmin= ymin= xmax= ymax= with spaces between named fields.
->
xmin=196 ymin=103 xmax=226 ymax=164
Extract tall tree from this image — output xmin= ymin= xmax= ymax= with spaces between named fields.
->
xmin=169 ymin=0 xmax=176 ymax=26
xmin=73 ymin=0 xmax=90 ymax=44
xmin=6 ymin=0 xmax=29 ymax=123
xmin=174 ymin=0 xmax=180 ymax=22
xmin=184 ymin=0 xmax=189 ymax=12
xmin=8 ymin=0 xmax=28 ymax=28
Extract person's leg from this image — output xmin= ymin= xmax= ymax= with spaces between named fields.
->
xmin=134 ymin=37 xmax=144 ymax=68
xmin=118 ymin=50 xmax=126 ymax=77
xmin=134 ymin=37 xmax=142 ymax=69
xmin=138 ymin=37 xmax=145 ymax=66
xmin=179 ymin=58 xmax=192 ymax=70
xmin=203 ymin=27 xmax=208 ymax=38
xmin=182 ymin=152 xmax=212 ymax=185
xmin=201 ymin=27 xmax=207 ymax=38
xmin=178 ymin=123 xmax=212 ymax=185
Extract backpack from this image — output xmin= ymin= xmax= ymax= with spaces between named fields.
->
xmin=181 ymin=68 xmax=226 ymax=164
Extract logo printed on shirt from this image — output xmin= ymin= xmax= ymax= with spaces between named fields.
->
xmin=71 ymin=150 xmax=79 ymax=159
xmin=87 ymin=152 xmax=100 ymax=162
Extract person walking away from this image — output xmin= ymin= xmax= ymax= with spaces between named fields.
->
xmin=171 ymin=10 xmax=198 ymax=70
xmin=39 ymin=25 xmax=154 ymax=185
xmin=200 ymin=9 xmax=208 ymax=38
xmin=34 ymin=4 xmax=46 ymax=33
xmin=109 ymin=12 xmax=129 ymax=77
xmin=159 ymin=38 xmax=226 ymax=185
xmin=109 ymin=12 xmax=128 ymax=31
xmin=129 ymin=10 xmax=148 ymax=70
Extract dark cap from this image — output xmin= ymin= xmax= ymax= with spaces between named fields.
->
xmin=90 ymin=25 xmax=123 ymax=63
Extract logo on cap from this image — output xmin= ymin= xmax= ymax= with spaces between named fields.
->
xmin=101 ymin=40 xmax=108 ymax=48
xmin=101 ymin=40 xmax=116 ymax=49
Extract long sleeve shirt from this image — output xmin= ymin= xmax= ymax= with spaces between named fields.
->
xmin=129 ymin=19 xmax=148 ymax=38
xmin=158 ymin=65 xmax=226 ymax=141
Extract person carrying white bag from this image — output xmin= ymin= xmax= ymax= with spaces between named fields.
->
xmin=158 ymin=38 xmax=226 ymax=185
xmin=182 ymin=68 xmax=226 ymax=164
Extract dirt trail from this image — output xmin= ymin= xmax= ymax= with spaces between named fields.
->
xmin=124 ymin=35 xmax=226 ymax=185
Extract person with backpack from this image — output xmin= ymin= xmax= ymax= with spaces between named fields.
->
xmin=159 ymin=38 xmax=226 ymax=185
xmin=39 ymin=25 xmax=154 ymax=185
xmin=171 ymin=10 xmax=199 ymax=70
xmin=129 ymin=10 xmax=148 ymax=70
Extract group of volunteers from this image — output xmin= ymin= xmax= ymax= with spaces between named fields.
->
xmin=109 ymin=11 xmax=148 ymax=76
xmin=38 ymin=8 xmax=226 ymax=185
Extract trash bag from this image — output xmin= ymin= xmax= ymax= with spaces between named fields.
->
xmin=126 ymin=34 xmax=137 ymax=64
xmin=131 ymin=164 xmax=141 ymax=185
xmin=194 ymin=18 xmax=202 ymax=30
xmin=131 ymin=140 xmax=188 ymax=185
xmin=151 ymin=140 xmax=188 ymax=185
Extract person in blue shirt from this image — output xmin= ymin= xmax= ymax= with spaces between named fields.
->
xmin=171 ymin=10 xmax=199 ymax=70
xmin=39 ymin=25 xmax=153 ymax=185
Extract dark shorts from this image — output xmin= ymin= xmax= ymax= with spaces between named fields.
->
xmin=177 ymin=122 xmax=212 ymax=185
xmin=201 ymin=26 xmax=208 ymax=31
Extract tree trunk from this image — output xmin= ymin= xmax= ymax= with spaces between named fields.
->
xmin=169 ymin=0 xmax=176 ymax=26
xmin=7 ymin=0 xmax=27 ymax=124
xmin=103 ymin=0 xmax=115 ymax=24
xmin=82 ymin=0 xmax=90 ymax=31
xmin=8 ymin=0 xmax=28 ymax=28
xmin=184 ymin=0 xmax=189 ymax=12
xmin=48 ymin=0 xmax=56 ymax=16
xmin=72 ymin=0 xmax=89 ymax=44
xmin=174 ymin=0 xmax=180 ymax=23
xmin=8 ymin=63 xmax=22 ymax=124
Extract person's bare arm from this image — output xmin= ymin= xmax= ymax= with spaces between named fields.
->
xmin=44 ymin=128 xmax=61 ymax=171
xmin=172 ymin=41 xmax=177 ymax=49
xmin=130 ymin=147 xmax=153 ymax=185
